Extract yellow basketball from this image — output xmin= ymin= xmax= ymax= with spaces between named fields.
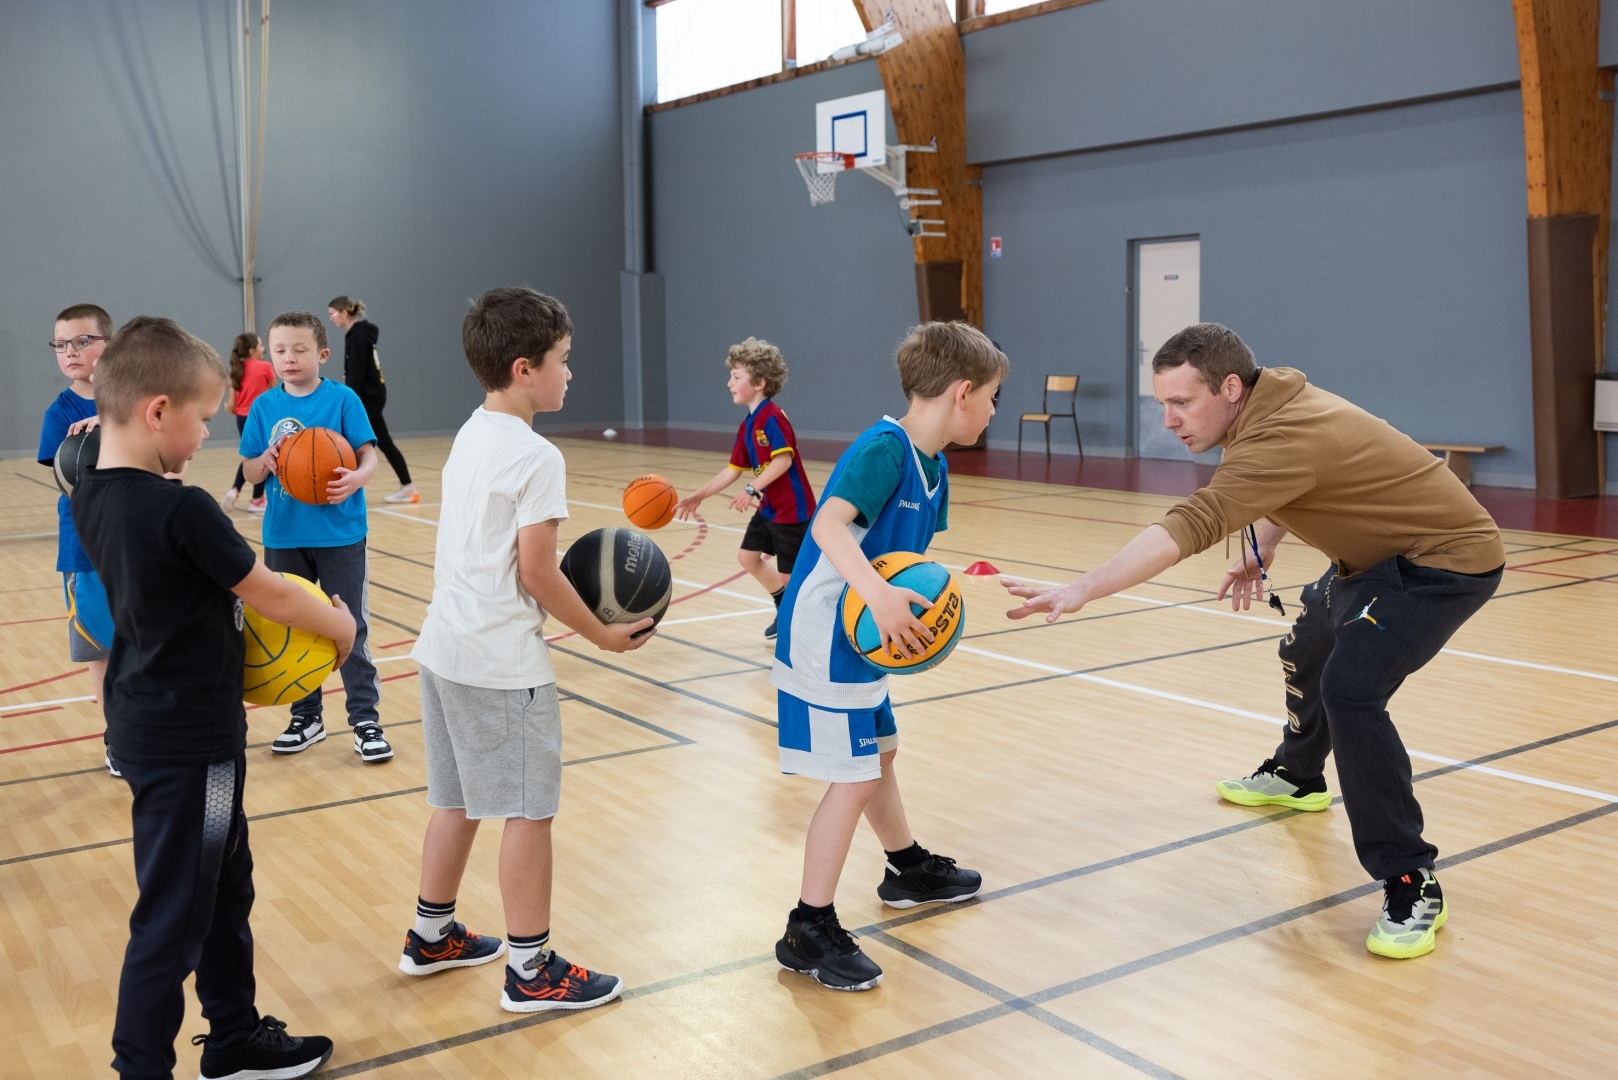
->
xmin=839 ymin=551 xmax=966 ymax=674
xmin=242 ymin=572 xmax=340 ymax=706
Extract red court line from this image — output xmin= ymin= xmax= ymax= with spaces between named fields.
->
xmin=0 ymin=616 xmax=68 ymax=628
xmin=1506 ymin=548 xmax=1618 ymax=571
xmin=0 ymin=668 xmax=87 ymax=697
xmin=0 ymin=729 xmax=100 ymax=755
xmin=0 ymin=707 xmax=64 ymax=721
xmin=1503 ymin=566 xmax=1618 ymax=585
xmin=376 ymin=638 xmax=417 ymax=649
xmin=545 ymin=568 xmax=753 ymax=642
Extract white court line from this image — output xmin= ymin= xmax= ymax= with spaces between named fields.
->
xmin=373 ymin=655 xmax=415 ymax=664
xmin=975 ymin=567 xmax=1618 ymax=685
xmin=956 ymin=643 xmax=1618 ymax=803
xmin=671 ymin=577 xmax=775 ymax=606
xmin=660 ymin=608 xmax=773 ymax=627
xmin=0 ymin=695 xmax=95 ymax=714
xmin=373 ymin=508 xmax=439 ymax=526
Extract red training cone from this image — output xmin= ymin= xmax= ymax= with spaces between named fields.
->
xmin=963 ymin=561 xmax=1000 ymax=576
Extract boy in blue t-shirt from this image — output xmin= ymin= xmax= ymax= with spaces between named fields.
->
xmin=38 ymin=303 xmax=117 ymax=775
xmin=240 ymin=311 xmax=391 ymax=764
xmin=770 ymin=322 xmax=1008 ymax=991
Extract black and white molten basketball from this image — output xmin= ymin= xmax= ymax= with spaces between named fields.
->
xmin=558 ymin=527 xmax=673 ymax=632
xmin=54 ymin=428 xmax=101 ymax=497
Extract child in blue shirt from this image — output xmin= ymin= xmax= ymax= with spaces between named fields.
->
xmin=771 ymin=322 xmax=1008 ymax=991
xmin=240 ymin=311 xmax=391 ymax=764
xmin=38 ymin=303 xmax=117 ymax=774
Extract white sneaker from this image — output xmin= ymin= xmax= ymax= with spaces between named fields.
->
xmin=272 ymin=717 xmax=326 ymax=754
xmin=354 ymin=722 xmax=394 ymax=763
xmin=384 ymin=485 xmax=419 ymax=504
xmin=221 ymin=488 xmax=239 ymax=512
xmin=105 ymin=751 xmax=122 ymax=778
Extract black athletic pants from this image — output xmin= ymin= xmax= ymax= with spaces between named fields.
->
xmin=230 ymin=414 xmax=265 ymax=499
xmin=111 ymin=753 xmax=258 ymax=1079
xmin=362 ymin=393 xmax=411 ymax=486
xmin=1271 ymin=556 xmax=1501 ymax=882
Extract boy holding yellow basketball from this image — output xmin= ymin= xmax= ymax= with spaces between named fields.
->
xmin=239 ymin=311 xmax=391 ymax=763
xmin=399 ymin=287 xmax=651 ymax=1013
xmin=770 ymin=322 xmax=1007 ymax=990
xmin=73 ymin=316 xmax=354 ymax=1080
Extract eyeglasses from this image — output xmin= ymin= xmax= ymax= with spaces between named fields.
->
xmin=50 ymin=335 xmax=110 ymax=354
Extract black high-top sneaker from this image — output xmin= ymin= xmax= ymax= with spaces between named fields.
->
xmin=776 ymin=908 xmax=883 ymax=991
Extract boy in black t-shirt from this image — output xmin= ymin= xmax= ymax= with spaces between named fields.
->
xmin=73 ymin=317 xmax=357 ymax=1080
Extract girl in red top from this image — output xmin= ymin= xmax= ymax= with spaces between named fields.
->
xmin=222 ymin=332 xmax=276 ymax=512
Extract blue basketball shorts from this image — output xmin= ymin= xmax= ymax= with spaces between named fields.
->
xmin=63 ymin=570 xmax=113 ymax=662
xmin=777 ymin=690 xmax=898 ymax=783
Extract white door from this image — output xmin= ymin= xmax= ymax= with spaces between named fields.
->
xmin=1134 ymin=238 xmax=1205 ymax=460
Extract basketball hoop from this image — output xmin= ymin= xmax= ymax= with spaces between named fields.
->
xmin=794 ymin=151 xmax=855 ymax=206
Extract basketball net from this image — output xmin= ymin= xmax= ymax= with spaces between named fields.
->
xmin=794 ymin=152 xmax=855 ymax=206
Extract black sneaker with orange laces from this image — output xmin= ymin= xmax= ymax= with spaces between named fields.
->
xmin=398 ymin=922 xmax=506 ymax=976
xmin=500 ymin=950 xmax=623 ymax=1013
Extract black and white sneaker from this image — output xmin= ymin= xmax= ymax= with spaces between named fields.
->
xmin=876 ymin=850 xmax=982 ymax=909
xmin=193 ymin=1015 xmax=332 ymax=1079
xmin=353 ymin=722 xmax=393 ymax=763
xmin=271 ymin=717 xmax=326 ymax=755
xmin=776 ymin=909 xmax=883 ymax=991
xmin=104 ymin=751 xmax=122 ymax=779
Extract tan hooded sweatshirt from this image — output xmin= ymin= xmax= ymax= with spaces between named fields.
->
xmin=1159 ymin=368 xmax=1504 ymax=576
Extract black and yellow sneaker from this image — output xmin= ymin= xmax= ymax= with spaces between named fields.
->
xmin=776 ymin=909 xmax=883 ymax=991
xmin=500 ymin=951 xmax=623 ymax=1013
xmin=1215 ymin=758 xmax=1331 ymax=812
xmin=193 ymin=1015 xmax=332 ymax=1079
xmin=398 ymin=921 xmax=506 ymax=976
xmin=876 ymin=850 xmax=982 ymax=909
xmin=1366 ymin=868 xmax=1447 ymax=959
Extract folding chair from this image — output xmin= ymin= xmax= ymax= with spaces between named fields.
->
xmin=1017 ymin=375 xmax=1082 ymax=461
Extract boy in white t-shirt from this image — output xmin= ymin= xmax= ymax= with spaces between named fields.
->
xmin=401 ymin=287 xmax=654 ymax=1013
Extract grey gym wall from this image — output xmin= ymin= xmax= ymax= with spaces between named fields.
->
xmin=648 ymin=61 xmax=919 ymax=437
xmin=965 ymin=0 xmax=1533 ymax=483
xmin=0 ymin=0 xmax=623 ymax=458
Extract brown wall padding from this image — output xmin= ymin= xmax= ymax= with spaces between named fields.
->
xmin=915 ymin=260 xmax=965 ymax=323
xmin=1527 ymin=214 xmax=1599 ymax=498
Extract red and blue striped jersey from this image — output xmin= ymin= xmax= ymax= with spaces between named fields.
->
xmin=730 ymin=399 xmax=817 ymax=524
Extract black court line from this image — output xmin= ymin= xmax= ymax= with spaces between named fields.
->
xmin=666 ymin=667 xmax=763 ymax=685
xmin=368 ymin=612 xmax=421 ymax=635
xmin=779 ymin=799 xmax=1618 ymax=1078
xmin=367 ymin=579 xmax=432 ymax=605
xmin=654 ymin=632 xmax=771 ymax=671
xmin=858 ymin=930 xmax=1188 ymax=1080
xmin=1492 ymin=569 xmax=1618 ymax=599
xmin=551 ymin=642 xmax=778 ymax=728
xmin=895 ymin=633 xmax=1280 ymax=709
xmin=11 ymin=471 xmax=60 ymax=492
xmin=361 ymin=544 xmax=436 ymax=570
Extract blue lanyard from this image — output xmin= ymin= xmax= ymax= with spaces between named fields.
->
xmin=1245 ymin=524 xmax=1287 ymax=615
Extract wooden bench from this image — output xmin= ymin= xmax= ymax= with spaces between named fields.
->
xmin=1419 ymin=443 xmax=1503 ymax=487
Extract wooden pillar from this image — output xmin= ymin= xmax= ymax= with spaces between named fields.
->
xmin=853 ymin=0 xmax=982 ymax=328
xmin=1513 ymin=0 xmax=1613 ymax=496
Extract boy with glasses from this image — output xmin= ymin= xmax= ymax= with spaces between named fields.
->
xmin=39 ymin=303 xmax=117 ymax=775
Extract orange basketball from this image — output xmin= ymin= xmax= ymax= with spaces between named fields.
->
xmin=276 ymin=426 xmax=357 ymax=505
xmin=623 ymin=474 xmax=677 ymax=530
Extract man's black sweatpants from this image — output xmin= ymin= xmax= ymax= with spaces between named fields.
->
xmin=111 ymin=753 xmax=258 ymax=1079
xmin=1271 ymin=555 xmax=1502 ymax=882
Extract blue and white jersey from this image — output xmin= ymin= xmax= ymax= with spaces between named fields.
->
xmin=771 ymin=417 xmax=947 ymax=709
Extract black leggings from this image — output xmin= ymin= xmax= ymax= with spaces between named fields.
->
xmin=230 ymin=414 xmax=264 ymax=498
xmin=363 ymin=396 xmax=412 ymax=486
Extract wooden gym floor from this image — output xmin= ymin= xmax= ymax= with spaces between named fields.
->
xmin=3 ymin=436 xmax=1617 ymax=1078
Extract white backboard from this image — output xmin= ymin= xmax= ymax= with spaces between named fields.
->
xmin=815 ymin=89 xmax=887 ymax=173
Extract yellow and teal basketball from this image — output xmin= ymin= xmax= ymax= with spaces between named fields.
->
xmin=840 ymin=551 xmax=965 ymax=674
xmin=242 ymin=572 xmax=340 ymax=706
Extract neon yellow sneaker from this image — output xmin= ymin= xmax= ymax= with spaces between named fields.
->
xmin=1215 ymin=758 xmax=1331 ymax=812
xmin=1366 ymin=868 xmax=1446 ymax=959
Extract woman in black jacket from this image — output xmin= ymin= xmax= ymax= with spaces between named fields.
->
xmin=328 ymin=296 xmax=416 ymax=503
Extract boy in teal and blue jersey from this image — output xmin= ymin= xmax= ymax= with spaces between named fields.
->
xmin=771 ymin=322 xmax=1007 ymax=990
xmin=38 ymin=303 xmax=117 ymax=774
xmin=239 ymin=311 xmax=392 ymax=764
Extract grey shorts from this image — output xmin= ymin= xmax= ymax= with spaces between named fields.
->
xmin=419 ymin=664 xmax=562 ymax=820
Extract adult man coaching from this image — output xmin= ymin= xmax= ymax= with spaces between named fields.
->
xmin=1004 ymin=323 xmax=1503 ymax=960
